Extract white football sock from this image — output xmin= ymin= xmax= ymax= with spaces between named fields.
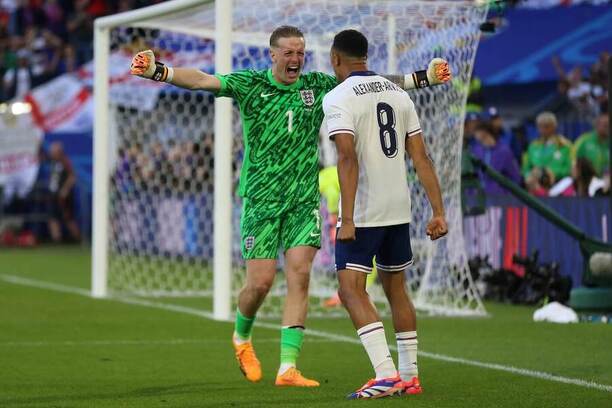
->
xmin=277 ymin=362 xmax=295 ymax=376
xmin=357 ymin=322 xmax=397 ymax=379
xmin=232 ymin=332 xmax=250 ymax=345
xmin=396 ymin=330 xmax=418 ymax=379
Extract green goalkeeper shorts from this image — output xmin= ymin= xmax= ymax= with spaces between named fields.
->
xmin=240 ymin=198 xmax=321 ymax=260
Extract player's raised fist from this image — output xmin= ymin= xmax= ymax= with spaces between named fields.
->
xmin=130 ymin=49 xmax=173 ymax=82
xmin=428 ymin=58 xmax=451 ymax=85
xmin=130 ymin=50 xmax=156 ymax=77
xmin=404 ymin=57 xmax=451 ymax=89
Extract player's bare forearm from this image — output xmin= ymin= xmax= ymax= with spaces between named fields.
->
xmin=416 ymin=159 xmax=445 ymax=217
xmin=335 ymin=134 xmax=359 ymax=223
xmin=171 ymin=68 xmax=221 ymax=92
xmin=407 ymin=134 xmax=445 ymax=217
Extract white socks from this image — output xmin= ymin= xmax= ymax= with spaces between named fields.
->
xmin=357 ymin=322 xmax=397 ymax=379
xmin=232 ymin=332 xmax=250 ymax=345
xmin=277 ymin=363 xmax=294 ymax=376
xmin=396 ymin=330 xmax=418 ymax=379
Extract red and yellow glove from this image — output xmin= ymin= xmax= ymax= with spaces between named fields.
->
xmin=130 ymin=49 xmax=174 ymax=82
xmin=405 ymin=57 xmax=451 ymax=89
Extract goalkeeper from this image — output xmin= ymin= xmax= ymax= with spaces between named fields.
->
xmin=131 ymin=25 xmax=450 ymax=387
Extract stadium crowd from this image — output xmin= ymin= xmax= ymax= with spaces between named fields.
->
xmin=0 ymin=0 xmax=162 ymax=102
xmin=0 ymin=1 xmax=163 ymax=245
xmin=465 ymin=51 xmax=609 ymax=198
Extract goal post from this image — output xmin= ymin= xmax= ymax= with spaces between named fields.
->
xmin=93 ymin=0 xmax=234 ymax=320
xmin=212 ymin=0 xmax=233 ymax=321
xmin=92 ymin=0 xmax=489 ymax=318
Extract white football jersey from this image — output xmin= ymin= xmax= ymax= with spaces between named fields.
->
xmin=322 ymin=72 xmax=421 ymax=227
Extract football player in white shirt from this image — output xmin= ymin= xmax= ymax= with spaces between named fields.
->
xmin=323 ymin=29 xmax=449 ymax=399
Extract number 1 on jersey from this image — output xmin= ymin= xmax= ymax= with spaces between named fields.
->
xmin=286 ymin=110 xmax=293 ymax=133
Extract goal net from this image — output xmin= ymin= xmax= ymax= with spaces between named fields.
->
xmin=93 ymin=0 xmax=488 ymax=317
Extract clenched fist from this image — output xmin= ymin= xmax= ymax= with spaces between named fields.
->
xmin=130 ymin=49 xmax=173 ymax=82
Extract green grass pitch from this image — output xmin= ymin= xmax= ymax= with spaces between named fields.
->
xmin=1 ymin=246 xmax=611 ymax=407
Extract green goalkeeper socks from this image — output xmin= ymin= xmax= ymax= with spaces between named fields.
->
xmin=234 ymin=308 xmax=255 ymax=342
xmin=280 ymin=326 xmax=304 ymax=367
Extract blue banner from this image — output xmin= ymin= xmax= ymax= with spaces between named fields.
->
xmin=475 ymin=5 xmax=612 ymax=84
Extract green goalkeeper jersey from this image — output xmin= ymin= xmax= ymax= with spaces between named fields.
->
xmin=215 ymin=69 xmax=337 ymax=202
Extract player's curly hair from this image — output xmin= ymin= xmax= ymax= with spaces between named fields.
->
xmin=332 ymin=29 xmax=368 ymax=58
xmin=269 ymin=25 xmax=304 ymax=47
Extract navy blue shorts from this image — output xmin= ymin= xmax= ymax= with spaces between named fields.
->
xmin=335 ymin=223 xmax=413 ymax=273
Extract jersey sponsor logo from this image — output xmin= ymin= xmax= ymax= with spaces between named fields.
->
xmin=300 ymin=90 xmax=315 ymax=107
xmin=245 ymin=236 xmax=255 ymax=250
xmin=260 ymin=92 xmax=275 ymax=98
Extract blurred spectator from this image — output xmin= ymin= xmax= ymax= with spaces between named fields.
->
xmin=1 ymin=0 xmax=19 ymax=35
xmin=56 ymin=43 xmax=78 ymax=75
xmin=573 ymin=112 xmax=609 ymax=177
xmin=3 ymin=48 xmax=32 ymax=100
xmin=573 ymin=157 xmax=606 ymax=197
xmin=42 ymin=0 xmax=66 ymax=39
xmin=589 ymin=51 xmax=609 ymax=111
xmin=550 ymin=157 xmax=607 ymax=197
xmin=470 ymin=122 xmax=522 ymax=194
xmin=0 ymin=0 xmax=166 ymax=103
xmin=463 ymin=111 xmax=480 ymax=148
xmin=525 ymin=166 xmax=555 ymax=197
xmin=66 ymin=0 xmax=94 ymax=65
xmin=552 ymin=56 xmax=601 ymax=121
xmin=25 ymin=24 xmax=62 ymax=85
xmin=485 ymin=106 xmax=525 ymax=162
xmin=45 ymin=141 xmax=80 ymax=243
xmin=522 ymin=112 xmax=572 ymax=184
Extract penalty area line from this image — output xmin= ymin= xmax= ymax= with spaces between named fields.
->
xmin=1 ymin=273 xmax=611 ymax=394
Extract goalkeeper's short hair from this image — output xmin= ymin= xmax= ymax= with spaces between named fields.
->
xmin=269 ymin=25 xmax=304 ymax=47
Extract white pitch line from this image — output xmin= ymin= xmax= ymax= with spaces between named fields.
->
xmin=2 ymin=273 xmax=611 ymax=394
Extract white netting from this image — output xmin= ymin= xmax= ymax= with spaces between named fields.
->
xmin=103 ymin=0 xmax=488 ymax=316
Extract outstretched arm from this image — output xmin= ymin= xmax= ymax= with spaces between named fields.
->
xmin=130 ymin=49 xmax=221 ymax=92
xmin=406 ymin=133 xmax=448 ymax=240
xmin=383 ymin=58 xmax=451 ymax=90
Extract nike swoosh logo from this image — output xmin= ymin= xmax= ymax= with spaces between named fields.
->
xmin=260 ymin=92 xmax=275 ymax=98
xmin=310 ymin=232 xmax=320 ymax=237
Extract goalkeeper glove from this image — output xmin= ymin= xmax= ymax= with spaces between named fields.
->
xmin=130 ymin=49 xmax=174 ymax=83
xmin=404 ymin=58 xmax=451 ymax=89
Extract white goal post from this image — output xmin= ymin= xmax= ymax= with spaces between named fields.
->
xmin=93 ymin=0 xmax=234 ymax=321
xmin=92 ymin=0 xmax=489 ymax=320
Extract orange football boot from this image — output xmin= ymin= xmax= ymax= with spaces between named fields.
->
xmin=402 ymin=376 xmax=423 ymax=395
xmin=275 ymin=367 xmax=320 ymax=387
xmin=233 ymin=336 xmax=262 ymax=382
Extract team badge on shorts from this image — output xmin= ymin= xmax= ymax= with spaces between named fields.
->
xmin=300 ymin=90 xmax=315 ymax=107
xmin=245 ymin=236 xmax=255 ymax=251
